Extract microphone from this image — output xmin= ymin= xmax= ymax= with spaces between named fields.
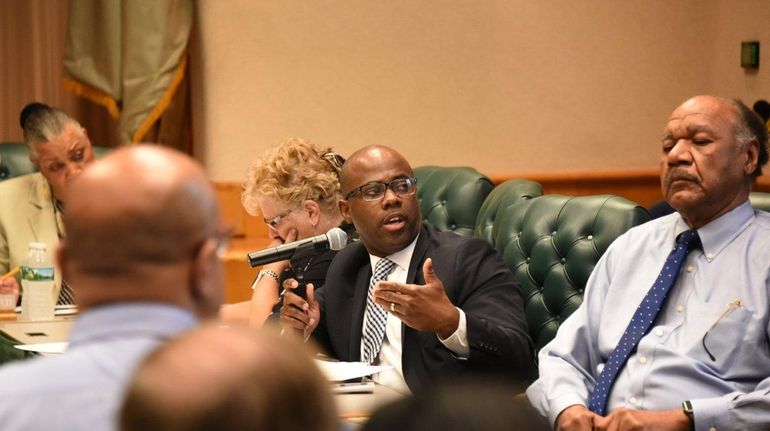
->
xmin=247 ymin=227 xmax=348 ymax=267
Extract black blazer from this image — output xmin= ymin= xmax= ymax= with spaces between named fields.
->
xmin=313 ymin=223 xmax=535 ymax=392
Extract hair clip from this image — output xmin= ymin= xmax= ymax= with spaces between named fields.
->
xmin=321 ymin=152 xmax=345 ymax=173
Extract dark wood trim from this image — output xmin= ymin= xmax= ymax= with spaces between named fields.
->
xmin=489 ymin=169 xmax=770 ymax=207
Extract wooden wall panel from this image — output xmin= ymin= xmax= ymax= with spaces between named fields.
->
xmin=214 ymin=181 xmax=269 ymax=303
xmin=490 ymin=169 xmax=770 ymax=207
xmin=490 ymin=169 xmax=663 ymax=207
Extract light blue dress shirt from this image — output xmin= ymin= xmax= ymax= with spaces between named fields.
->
xmin=527 ymin=201 xmax=770 ymax=430
xmin=0 ymin=303 xmax=198 ymax=431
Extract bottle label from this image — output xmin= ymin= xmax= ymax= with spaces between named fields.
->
xmin=21 ymin=266 xmax=55 ymax=281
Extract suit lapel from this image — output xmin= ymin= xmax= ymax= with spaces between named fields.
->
xmin=26 ymin=174 xmax=57 ymax=243
xmin=400 ymin=225 xmax=430 ymax=384
xmin=406 ymin=224 xmax=430 ymax=284
xmin=346 ymin=225 xmax=431 ymax=363
xmin=348 ymin=252 xmax=372 ymax=359
xmin=23 ymin=174 xmax=62 ymax=301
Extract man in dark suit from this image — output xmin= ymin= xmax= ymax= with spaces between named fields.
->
xmin=280 ymin=145 xmax=534 ymax=393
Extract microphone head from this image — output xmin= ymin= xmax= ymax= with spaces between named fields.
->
xmin=326 ymin=227 xmax=348 ymax=251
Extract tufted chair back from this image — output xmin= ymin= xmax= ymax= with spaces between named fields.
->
xmin=0 ymin=143 xmax=36 ymax=180
xmin=413 ymin=166 xmax=494 ymax=236
xmin=0 ymin=142 xmax=113 ymax=181
xmin=750 ymin=192 xmax=770 ymax=212
xmin=474 ymin=179 xmax=543 ymax=244
xmin=491 ymin=194 xmax=650 ymax=353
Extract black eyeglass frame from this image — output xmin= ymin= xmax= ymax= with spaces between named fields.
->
xmin=344 ymin=177 xmax=418 ymax=201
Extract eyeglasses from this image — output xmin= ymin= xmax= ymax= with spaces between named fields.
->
xmin=263 ymin=209 xmax=295 ymax=229
xmin=214 ymin=229 xmax=231 ymax=259
xmin=344 ymin=177 xmax=418 ymax=201
xmin=192 ymin=225 xmax=232 ymax=260
xmin=702 ymin=298 xmax=742 ymax=361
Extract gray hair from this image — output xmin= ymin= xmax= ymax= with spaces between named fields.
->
xmin=19 ymin=102 xmax=84 ymax=159
xmin=726 ymin=98 xmax=769 ymax=178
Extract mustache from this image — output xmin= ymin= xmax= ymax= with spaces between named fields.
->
xmin=664 ymin=170 xmax=700 ymax=188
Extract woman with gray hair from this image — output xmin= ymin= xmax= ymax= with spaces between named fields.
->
xmin=0 ymin=102 xmax=95 ymax=307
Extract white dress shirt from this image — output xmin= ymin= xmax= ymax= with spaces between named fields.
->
xmin=361 ymin=234 xmax=470 ymax=393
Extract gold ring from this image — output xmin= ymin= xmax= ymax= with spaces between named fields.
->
xmin=390 ymin=302 xmax=396 ymax=313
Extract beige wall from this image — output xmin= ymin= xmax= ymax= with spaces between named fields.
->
xmin=709 ymin=0 xmax=770 ymax=99
xmin=191 ymin=0 xmax=770 ymax=182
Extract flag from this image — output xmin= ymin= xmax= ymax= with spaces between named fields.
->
xmin=62 ymin=0 xmax=193 ymax=143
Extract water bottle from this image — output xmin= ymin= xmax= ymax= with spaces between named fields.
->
xmin=20 ymin=242 xmax=55 ymax=321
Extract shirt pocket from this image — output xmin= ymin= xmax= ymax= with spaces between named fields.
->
xmin=684 ymin=301 xmax=754 ymax=375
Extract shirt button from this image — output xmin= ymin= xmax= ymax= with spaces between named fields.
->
xmin=686 ymin=265 xmax=694 ymax=273
xmin=707 ymin=253 xmax=715 ymax=260
xmin=639 ymin=356 xmax=647 ymax=364
xmin=676 ymin=305 xmax=685 ymax=312
xmin=629 ymin=396 xmax=638 ymax=405
xmin=655 ymin=329 xmax=664 ymax=337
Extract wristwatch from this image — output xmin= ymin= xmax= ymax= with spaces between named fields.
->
xmin=682 ymin=400 xmax=695 ymax=431
xmin=253 ymin=269 xmax=279 ymax=289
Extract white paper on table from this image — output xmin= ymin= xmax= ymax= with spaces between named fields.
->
xmin=11 ymin=305 xmax=78 ymax=316
xmin=14 ymin=342 xmax=68 ymax=354
xmin=54 ymin=305 xmax=78 ymax=316
xmin=314 ymin=359 xmax=392 ymax=382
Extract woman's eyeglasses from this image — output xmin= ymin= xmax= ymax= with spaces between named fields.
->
xmin=263 ymin=210 xmax=294 ymax=229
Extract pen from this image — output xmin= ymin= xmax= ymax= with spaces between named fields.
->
xmin=0 ymin=266 xmax=20 ymax=281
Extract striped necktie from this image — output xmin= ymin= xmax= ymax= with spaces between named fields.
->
xmin=57 ymin=279 xmax=75 ymax=305
xmin=53 ymin=198 xmax=74 ymax=305
xmin=588 ymin=229 xmax=701 ymax=415
xmin=361 ymin=258 xmax=396 ymax=364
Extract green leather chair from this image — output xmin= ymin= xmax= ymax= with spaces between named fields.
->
xmin=490 ymin=194 xmax=650 ymax=353
xmin=0 ymin=142 xmax=35 ymax=180
xmin=0 ymin=334 xmax=35 ymax=365
xmin=413 ymin=166 xmax=494 ymax=236
xmin=750 ymin=191 xmax=770 ymax=212
xmin=474 ymin=179 xmax=543 ymax=244
xmin=0 ymin=142 xmax=112 ymax=181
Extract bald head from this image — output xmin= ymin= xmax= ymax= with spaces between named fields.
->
xmin=120 ymin=324 xmax=338 ymax=431
xmin=60 ymin=145 xmax=223 ymax=313
xmin=339 ymin=145 xmax=422 ymax=257
xmin=340 ymin=145 xmax=412 ymax=191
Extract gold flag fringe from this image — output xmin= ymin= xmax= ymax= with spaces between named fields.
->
xmin=132 ymin=51 xmax=188 ymax=143
xmin=61 ymin=77 xmax=121 ymax=120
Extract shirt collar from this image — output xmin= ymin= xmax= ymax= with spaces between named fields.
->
xmin=369 ymin=233 xmax=420 ymax=273
xmin=673 ymin=200 xmax=755 ymax=262
xmin=69 ymin=302 xmax=198 ymax=347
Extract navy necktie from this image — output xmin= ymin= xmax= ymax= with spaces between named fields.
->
xmin=588 ymin=229 xmax=701 ymax=415
xmin=361 ymin=258 xmax=396 ymax=364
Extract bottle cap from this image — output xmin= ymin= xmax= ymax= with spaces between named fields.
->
xmin=28 ymin=242 xmax=46 ymax=250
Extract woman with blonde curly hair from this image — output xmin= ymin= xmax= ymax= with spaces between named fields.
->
xmin=221 ymin=138 xmax=348 ymax=326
